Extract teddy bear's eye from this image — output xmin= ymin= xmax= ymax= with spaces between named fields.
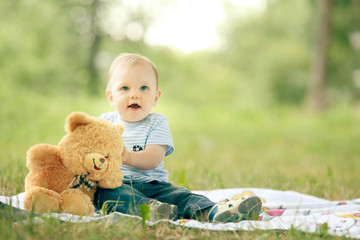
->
xmin=104 ymin=153 xmax=109 ymax=159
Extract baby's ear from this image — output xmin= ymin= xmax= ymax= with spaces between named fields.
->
xmin=106 ymin=89 xmax=115 ymax=107
xmin=65 ymin=112 xmax=92 ymax=133
xmin=116 ymin=123 xmax=124 ymax=135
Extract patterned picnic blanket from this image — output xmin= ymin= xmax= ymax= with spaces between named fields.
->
xmin=1 ymin=188 xmax=359 ymax=239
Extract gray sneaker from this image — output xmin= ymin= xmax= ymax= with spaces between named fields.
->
xmin=209 ymin=195 xmax=262 ymax=223
xmin=147 ymin=200 xmax=178 ymax=222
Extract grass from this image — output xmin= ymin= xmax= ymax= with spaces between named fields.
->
xmin=165 ymin=102 xmax=360 ymax=200
xmin=0 ymin=210 xmax=351 ymax=240
xmin=0 ymin=84 xmax=359 ymax=239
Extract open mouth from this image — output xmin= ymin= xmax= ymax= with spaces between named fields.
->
xmin=128 ymin=103 xmax=141 ymax=109
xmin=93 ymin=159 xmax=103 ymax=171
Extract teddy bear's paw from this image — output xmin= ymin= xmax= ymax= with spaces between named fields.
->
xmin=60 ymin=189 xmax=95 ymax=216
xmin=25 ymin=188 xmax=61 ymax=213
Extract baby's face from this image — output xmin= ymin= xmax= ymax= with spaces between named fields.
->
xmin=106 ymin=62 xmax=161 ymax=122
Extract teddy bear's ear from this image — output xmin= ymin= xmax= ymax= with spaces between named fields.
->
xmin=116 ymin=123 xmax=124 ymax=135
xmin=65 ymin=112 xmax=92 ymax=133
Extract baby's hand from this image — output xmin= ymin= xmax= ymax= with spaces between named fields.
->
xmin=121 ymin=146 xmax=130 ymax=163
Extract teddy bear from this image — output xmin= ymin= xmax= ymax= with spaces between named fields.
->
xmin=24 ymin=111 xmax=124 ymax=216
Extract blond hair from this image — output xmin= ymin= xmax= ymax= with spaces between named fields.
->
xmin=107 ymin=53 xmax=159 ymax=89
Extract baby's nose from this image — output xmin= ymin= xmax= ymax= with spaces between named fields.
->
xmin=130 ymin=93 xmax=140 ymax=99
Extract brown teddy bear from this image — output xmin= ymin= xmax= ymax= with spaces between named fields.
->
xmin=24 ymin=112 xmax=124 ymax=216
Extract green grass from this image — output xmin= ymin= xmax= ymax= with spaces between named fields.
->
xmin=165 ymin=102 xmax=360 ymax=200
xmin=0 ymin=208 xmax=351 ymax=240
xmin=0 ymin=84 xmax=359 ymax=239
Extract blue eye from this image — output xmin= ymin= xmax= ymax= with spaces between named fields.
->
xmin=140 ymin=86 xmax=148 ymax=90
xmin=121 ymin=86 xmax=129 ymax=91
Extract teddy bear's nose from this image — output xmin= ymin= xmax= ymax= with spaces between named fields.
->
xmin=100 ymin=158 xmax=105 ymax=163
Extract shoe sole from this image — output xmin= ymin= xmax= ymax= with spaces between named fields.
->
xmin=169 ymin=205 xmax=178 ymax=221
xmin=213 ymin=196 xmax=262 ymax=223
xmin=238 ymin=196 xmax=262 ymax=220
xmin=153 ymin=204 xmax=178 ymax=221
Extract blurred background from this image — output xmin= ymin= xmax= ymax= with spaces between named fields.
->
xmin=1 ymin=0 xmax=360 ymax=197
xmin=2 ymin=0 xmax=359 ymax=106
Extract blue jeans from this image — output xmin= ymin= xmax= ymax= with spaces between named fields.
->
xmin=94 ymin=180 xmax=216 ymax=219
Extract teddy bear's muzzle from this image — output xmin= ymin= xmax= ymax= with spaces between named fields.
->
xmin=84 ymin=153 xmax=108 ymax=174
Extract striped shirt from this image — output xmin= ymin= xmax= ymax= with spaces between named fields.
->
xmin=99 ymin=112 xmax=175 ymax=183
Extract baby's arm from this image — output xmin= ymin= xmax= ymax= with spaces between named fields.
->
xmin=122 ymin=145 xmax=167 ymax=170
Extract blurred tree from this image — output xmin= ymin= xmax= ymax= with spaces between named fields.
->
xmin=219 ymin=0 xmax=359 ymax=108
xmin=88 ymin=0 xmax=102 ymax=96
xmin=2 ymin=0 xmax=358 ymax=107
xmin=84 ymin=0 xmax=173 ymax=95
xmin=0 ymin=0 xmax=88 ymax=95
xmin=0 ymin=0 xmax=164 ymax=96
xmin=327 ymin=0 xmax=360 ymax=102
xmin=218 ymin=0 xmax=312 ymax=106
xmin=306 ymin=0 xmax=332 ymax=111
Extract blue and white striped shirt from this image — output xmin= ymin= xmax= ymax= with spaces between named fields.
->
xmin=99 ymin=112 xmax=174 ymax=183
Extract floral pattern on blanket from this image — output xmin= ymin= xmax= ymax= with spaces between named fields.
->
xmin=189 ymin=188 xmax=360 ymax=238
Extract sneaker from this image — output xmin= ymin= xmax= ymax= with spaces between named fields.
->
xmin=208 ymin=195 xmax=262 ymax=223
xmin=147 ymin=200 xmax=178 ymax=222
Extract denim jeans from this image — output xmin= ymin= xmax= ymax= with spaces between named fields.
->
xmin=94 ymin=180 xmax=216 ymax=219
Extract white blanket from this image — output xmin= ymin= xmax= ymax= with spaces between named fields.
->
xmin=1 ymin=188 xmax=359 ymax=239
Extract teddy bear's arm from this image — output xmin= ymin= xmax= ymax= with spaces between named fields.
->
xmin=26 ymin=144 xmax=62 ymax=171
